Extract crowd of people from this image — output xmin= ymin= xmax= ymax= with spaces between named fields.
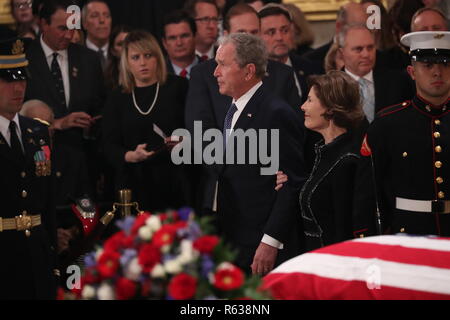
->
xmin=0 ymin=0 xmax=449 ymax=299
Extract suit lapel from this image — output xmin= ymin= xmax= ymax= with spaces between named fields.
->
xmin=373 ymin=65 xmax=383 ymax=113
xmin=233 ymin=85 xmax=265 ymax=132
xmin=19 ymin=116 xmax=40 ymax=170
xmin=68 ymin=45 xmax=80 ymax=111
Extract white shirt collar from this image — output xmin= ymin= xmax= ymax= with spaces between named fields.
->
xmin=171 ymin=56 xmax=199 ymax=78
xmin=344 ymin=68 xmax=374 ymax=83
xmin=232 ymin=81 xmax=263 ymax=112
xmin=0 ymin=113 xmax=21 ymax=145
xmin=285 ymin=56 xmax=293 ymax=67
xmin=40 ymin=35 xmax=68 ymax=59
xmin=86 ymin=38 xmax=109 ymax=57
xmin=196 ymin=45 xmax=215 ymax=59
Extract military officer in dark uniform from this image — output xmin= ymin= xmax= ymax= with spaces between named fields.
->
xmin=362 ymin=31 xmax=450 ymax=236
xmin=0 ymin=38 xmax=58 ymax=299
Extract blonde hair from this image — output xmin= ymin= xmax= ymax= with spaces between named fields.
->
xmin=284 ymin=3 xmax=315 ymax=47
xmin=119 ymin=30 xmax=167 ymax=93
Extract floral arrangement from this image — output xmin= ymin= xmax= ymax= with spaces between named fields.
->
xmin=70 ymin=208 xmax=270 ymax=300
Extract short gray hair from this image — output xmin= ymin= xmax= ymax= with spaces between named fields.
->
xmin=218 ymin=33 xmax=268 ymax=79
xmin=337 ymin=23 xmax=374 ymax=48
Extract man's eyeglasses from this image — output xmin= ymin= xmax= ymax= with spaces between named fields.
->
xmin=13 ymin=1 xmax=32 ymax=10
xmin=195 ymin=16 xmax=221 ymax=24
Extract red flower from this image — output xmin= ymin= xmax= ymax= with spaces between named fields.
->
xmin=138 ymin=243 xmax=161 ymax=273
xmin=116 ymin=277 xmax=137 ymax=300
xmin=104 ymin=231 xmax=134 ymax=252
xmin=193 ymin=235 xmax=220 ymax=254
xmin=168 ymin=273 xmax=197 ymax=300
xmin=152 ymin=225 xmax=177 ymax=248
xmin=83 ymin=268 xmax=100 ymax=285
xmin=213 ymin=264 xmax=245 ymax=291
xmin=131 ymin=212 xmax=151 ymax=235
xmin=97 ymin=250 xmax=121 ymax=278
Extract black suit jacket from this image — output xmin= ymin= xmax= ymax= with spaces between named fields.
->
xmin=25 ymin=40 xmax=105 ymax=148
xmin=185 ymin=59 xmax=303 ymax=211
xmin=373 ymin=64 xmax=415 ymax=113
xmin=288 ymin=52 xmax=322 ymax=103
xmin=302 ymin=40 xmax=332 ymax=74
xmin=217 ymin=85 xmax=306 ymax=269
xmin=0 ymin=116 xmax=56 ymax=299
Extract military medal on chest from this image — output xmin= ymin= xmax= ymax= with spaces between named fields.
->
xmin=34 ymin=144 xmax=51 ymax=177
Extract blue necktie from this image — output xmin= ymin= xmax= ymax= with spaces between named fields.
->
xmin=223 ymin=103 xmax=238 ymax=148
xmin=359 ymin=77 xmax=375 ymax=123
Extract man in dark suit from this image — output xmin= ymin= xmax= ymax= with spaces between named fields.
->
xmin=162 ymin=10 xmax=200 ymax=79
xmin=25 ymin=0 xmax=104 ymax=150
xmin=0 ymin=37 xmax=57 ymax=299
xmin=339 ymin=24 xmax=414 ymax=123
xmin=302 ymin=2 xmax=367 ymax=73
xmin=214 ymin=33 xmax=305 ymax=274
xmin=185 ymin=3 xmax=303 ymax=213
xmin=258 ymin=4 xmax=321 ymax=103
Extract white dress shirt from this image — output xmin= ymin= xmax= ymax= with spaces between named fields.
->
xmin=0 ymin=114 xmax=24 ymax=151
xmin=196 ymin=45 xmax=215 ymax=60
xmin=171 ymin=56 xmax=199 ymax=79
xmin=345 ymin=68 xmax=375 ymax=121
xmin=214 ymin=81 xmax=284 ymax=250
xmin=85 ymin=38 xmax=109 ymax=61
xmin=40 ymin=36 xmax=70 ymax=106
xmin=285 ymin=56 xmax=302 ymax=100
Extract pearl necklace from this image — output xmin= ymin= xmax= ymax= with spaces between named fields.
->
xmin=132 ymin=82 xmax=160 ymax=115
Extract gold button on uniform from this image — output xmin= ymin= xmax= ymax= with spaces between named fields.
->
xmin=435 ymin=146 xmax=442 ymax=153
xmin=20 ymin=172 xmax=26 ymax=178
xmin=435 ymin=119 xmax=441 ymax=125
xmin=21 ymin=190 xmax=27 ymax=198
xmin=56 ymin=172 xmax=62 ymax=178
xmin=438 ymin=191 xmax=445 ymax=199
xmin=402 ymin=152 xmax=408 ymax=158
xmin=22 ymin=210 xmax=27 ymax=215
xmin=435 ymin=161 xmax=442 ymax=168
xmin=434 ymin=132 xmax=441 ymax=138
xmin=400 ymin=228 xmax=405 ymax=233
xmin=436 ymin=177 xmax=444 ymax=184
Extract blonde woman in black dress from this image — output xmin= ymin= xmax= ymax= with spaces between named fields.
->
xmin=102 ymin=30 xmax=191 ymax=211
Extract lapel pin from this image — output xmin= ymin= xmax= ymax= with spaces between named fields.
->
xmin=27 ymin=128 xmax=32 ymax=133
xmin=72 ymin=67 xmax=78 ymax=78
xmin=247 ymin=113 xmax=252 ymax=118
xmin=28 ymin=138 xmax=35 ymax=145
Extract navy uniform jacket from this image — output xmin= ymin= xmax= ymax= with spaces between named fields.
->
xmin=365 ymin=95 xmax=450 ymax=236
xmin=0 ymin=116 xmax=57 ymax=299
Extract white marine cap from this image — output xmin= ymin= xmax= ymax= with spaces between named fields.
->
xmin=401 ymin=31 xmax=450 ymax=63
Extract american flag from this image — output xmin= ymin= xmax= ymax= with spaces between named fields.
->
xmin=263 ymin=235 xmax=450 ymax=300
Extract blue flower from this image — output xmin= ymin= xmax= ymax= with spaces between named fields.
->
xmin=178 ymin=207 xmax=193 ymax=221
xmin=116 ymin=216 xmax=136 ymax=235
xmin=120 ymin=248 xmax=137 ymax=268
xmin=84 ymin=252 xmax=97 ymax=268
xmin=201 ymin=255 xmax=215 ymax=278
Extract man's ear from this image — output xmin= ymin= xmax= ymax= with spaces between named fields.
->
xmin=407 ymin=64 xmax=415 ymax=81
xmin=162 ymin=37 xmax=168 ymax=51
xmin=245 ymin=63 xmax=256 ymax=81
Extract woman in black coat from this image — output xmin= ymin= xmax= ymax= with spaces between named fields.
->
xmin=298 ymin=71 xmax=372 ymax=251
xmin=102 ymin=30 xmax=191 ymax=212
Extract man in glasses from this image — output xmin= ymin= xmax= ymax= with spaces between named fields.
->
xmin=185 ymin=0 xmax=220 ymax=61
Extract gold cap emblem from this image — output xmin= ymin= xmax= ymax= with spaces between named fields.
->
xmin=11 ymin=40 xmax=25 ymax=55
xmin=434 ymin=33 xmax=445 ymax=40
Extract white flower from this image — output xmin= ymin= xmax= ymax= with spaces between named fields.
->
xmin=150 ymin=263 xmax=166 ymax=278
xmin=125 ymin=258 xmax=142 ymax=281
xmin=164 ymin=259 xmax=183 ymax=274
xmin=178 ymin=240 xmax=198 ymax=265
xmin=161 ymin=244 xmax=171 ymax=253
xmin=146 ymin=215 xmax=161 ymax=232
xmin=216 ymin=262 xmax=235 ymax=270
xmin=97 ymin=283 xmax=115 ymax=300
xmin=95 ymin=248 xmax=103 ymax=261
xmin=138 ymin=225 xmax=153 ymax=241
xmin=81 ymin=285 xmax=96 ymax=300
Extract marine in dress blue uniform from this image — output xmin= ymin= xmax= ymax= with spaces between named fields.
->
xmin=363 ymin=31 xmax=450 ymax=236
